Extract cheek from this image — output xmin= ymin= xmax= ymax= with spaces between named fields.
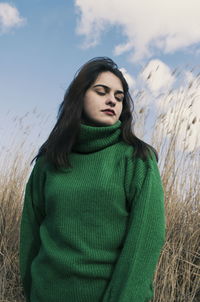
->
xmin=83 ymin=93 xmax=91 ymax=110
xmin=118 ymin=104 xmax=123 ymax=115
xmin=84 ymin=92 xmax=100 ymax=110
xmin=83 ymin=94 xmax=96 ymax=115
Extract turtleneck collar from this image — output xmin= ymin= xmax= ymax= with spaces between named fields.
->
xmin=72 ymin=120 xmax=122 ymax=153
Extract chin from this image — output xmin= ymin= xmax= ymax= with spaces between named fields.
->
xmin=82 ymin=114 xmax=118 ymax=127
xmin=96 ymin=117 xmax=117 ymax=126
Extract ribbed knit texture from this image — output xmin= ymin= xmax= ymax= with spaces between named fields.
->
xmin=19 ymin=120 xmax=166 ymax=302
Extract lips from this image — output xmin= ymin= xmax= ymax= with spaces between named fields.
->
xmin=101 ymin=109 xmax=115 ymax=115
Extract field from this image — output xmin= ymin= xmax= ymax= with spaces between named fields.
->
xmin=0 ymin=77 xmax=200 ymax=301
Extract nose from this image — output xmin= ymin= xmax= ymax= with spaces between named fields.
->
xmin=105 ymin=92 xmax=116 ymax=106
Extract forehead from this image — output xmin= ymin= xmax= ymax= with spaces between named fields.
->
xmin=93 ymin=71 xmax=123 ymax=91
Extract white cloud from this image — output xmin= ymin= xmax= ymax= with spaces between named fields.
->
xmin=119 ymin=67 xmax=135 ymax=89
xmin=0 ymin=3 xmax=26 ymax=34
xmin=156 ymin=82 xmax=200 ymax=152
xmin=140 ymin=59 xmax=175 ymax=96
xmin=183 ymin=70 xmax=195 ymax=86
xmin=75 ymin=0 xmax=200 ymax=62
xmin=133 ymin=64 xmax=200 ymax=152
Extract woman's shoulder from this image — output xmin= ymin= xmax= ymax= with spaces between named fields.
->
xmin=31 ymin=154 xmax=52 ymax=176
xmin=33 ymin=154 xmax=47 ymax=168
xmin=123 ymin=143 xmax=163 ymax=202
xmin=123 ymin=141 xmax=157 ymax=166
xmin=123 ymin=142 xmax=160 ymax=185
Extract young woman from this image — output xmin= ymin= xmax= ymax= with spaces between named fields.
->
xmin=19 ymin=57 xmax=166 ymax=302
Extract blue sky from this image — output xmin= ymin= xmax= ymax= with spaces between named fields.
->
xmin=1 ymin=0 xmax=200 ymax=159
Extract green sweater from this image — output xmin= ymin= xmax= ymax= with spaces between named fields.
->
xmin=19 ymin=120 xmax=166 ymax=302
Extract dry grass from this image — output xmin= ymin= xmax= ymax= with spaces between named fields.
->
xmin=0 ymin=78 xmax=200 ymax=301
xmin=142 ymin=75 xmax=200 ymax=302
xmin=0 ymin=147 xmax=34 ymax=302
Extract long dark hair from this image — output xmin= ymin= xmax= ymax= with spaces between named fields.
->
xmin=32 ymin=57 xmax=158 ymax=169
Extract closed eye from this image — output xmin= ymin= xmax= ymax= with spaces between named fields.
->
xmin=96 ymin=90 xmax=123 ymax=102
xmin=116 ymin=96 xmax=123 ymax=102
xmin=96 ymin=91 xmax=105 ymax=96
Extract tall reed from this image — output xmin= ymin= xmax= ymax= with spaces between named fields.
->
xmin=0 ymin=72 xmax=200 ymax=301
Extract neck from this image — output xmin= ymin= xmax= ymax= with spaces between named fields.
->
xmin=72 ymin=120 xmax=122 ymax=153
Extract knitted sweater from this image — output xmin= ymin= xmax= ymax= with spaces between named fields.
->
xmin=19 ymin=120 xmax=166 ymax=302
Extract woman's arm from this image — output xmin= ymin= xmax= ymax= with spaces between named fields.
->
xmin=19 ymin=157 xmax=46 ymax=302
xmin=102 ymin=151 xmax=166 ymax=302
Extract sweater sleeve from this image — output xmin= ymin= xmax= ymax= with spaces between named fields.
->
xmin=19 ymin=157 xmax=46 ymax=302
xmin=102 ymin=150 xmax=166 ymax=302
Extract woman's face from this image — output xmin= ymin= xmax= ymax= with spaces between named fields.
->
xmin=82 ymin=71 xmax=124 ymax=126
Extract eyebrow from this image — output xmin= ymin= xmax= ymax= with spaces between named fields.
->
xmin=93 ymin=84 xmax=124 ymax=95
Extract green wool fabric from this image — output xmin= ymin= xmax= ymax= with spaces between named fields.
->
xmin=19 ymin=120 xmax=166 ymax=302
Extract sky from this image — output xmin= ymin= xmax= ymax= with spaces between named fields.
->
xmin=0 ymin=0 xmax=200 ymax=162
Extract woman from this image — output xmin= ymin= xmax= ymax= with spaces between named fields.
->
xmin=19 ymin=57 xmax=166 ymax=302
